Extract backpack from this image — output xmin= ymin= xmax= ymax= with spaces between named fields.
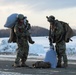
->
xmin=8 ymin=27 xmax=16 ymax=43
xmin=32 ymin=61 xmax=51 ymax=68
xmin=59 ymin=21 xmax=74 ymax=42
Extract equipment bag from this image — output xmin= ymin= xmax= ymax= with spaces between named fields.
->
xmin=4 ymin=13 xmax=18 ymax=28
xmin=44 ymin=48 xmax=57 ymax=68
xmin=32 ymin=61 xmax=51 ymax=68
xmin=60 ymin=21 xmax=74 ymax=42
xmin=8 ymin=27 xmax=16 ymax=43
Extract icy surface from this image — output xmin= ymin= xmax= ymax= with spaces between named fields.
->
xmin=0 ymin=36 xmax=76 ymax=60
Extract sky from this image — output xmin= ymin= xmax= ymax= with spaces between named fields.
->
xmin=0 ymin=0 xmax=76 ymax=29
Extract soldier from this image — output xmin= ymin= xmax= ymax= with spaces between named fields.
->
xmin=46 ymin=15 xmax=68 ymax=68
xmin=12 ymin=14 xmax=34 ymax=67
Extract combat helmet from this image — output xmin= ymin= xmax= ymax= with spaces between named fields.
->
xmin=49 ymin=15 xmax=55 ymax=20
xmin=17 ymin=14 xmax=25 ymax=20
xmin=46 ymin=15 xmax=55 ymax=22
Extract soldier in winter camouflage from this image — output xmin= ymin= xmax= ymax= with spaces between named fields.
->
xmin=12 ymin=14 xmax=34 ymax=67
xmin=46 ymin=15 xmax=68 ymax=68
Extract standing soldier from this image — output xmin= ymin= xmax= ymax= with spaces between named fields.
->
xmin=46 ymin=15 xmax=68 ymax=68
xmin=12 ymin=14 xmax=34 ymax=67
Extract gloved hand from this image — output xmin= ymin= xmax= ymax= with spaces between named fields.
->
xmin=50 ymin=44 xmax=54 ymax=50
xmin=66 ymin=38 xmax=70 ymax=42
xmin=30 ymin=41 xmax=35 ymax=44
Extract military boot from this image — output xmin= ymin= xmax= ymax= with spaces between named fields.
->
xmin=12 ymin=63 xmax=21 ymax=67
xmin=62 ymin=62 xmax=68 ymax=68
xmin=56 ymin=60 xmax=62 ymax=68
xmin=63 ymin=55 xmax=68 ymax=68
xmin=20 ymin=59 xmax=29 ymax=67
xmin=20 ymin=62 xmax=29 ymax=67
xmin=56 ymin=64 xmax=62 ymax=68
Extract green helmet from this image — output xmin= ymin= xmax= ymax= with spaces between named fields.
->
xmin=17 ymin=14 xmax=24 ymax=20
xmin=48 ymin=15 xmax=55 ymax=22
xmin=49 ymin=15 xmax=55 ymax=20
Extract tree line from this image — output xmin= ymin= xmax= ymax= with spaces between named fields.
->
xmin=0 ymin=26 xmax=76 ymax=38
xmin=0 ymin=26 xmax=49 ymax=37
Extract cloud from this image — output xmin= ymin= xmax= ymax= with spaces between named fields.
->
xmin=0 ymin=0 xmax=76 ymax=12
xmin=0 ymin=0 xmax=76 ymax=29
xmin=23 ymin=0 xmax=76 ymax=11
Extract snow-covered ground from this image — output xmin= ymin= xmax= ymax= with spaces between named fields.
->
xmin=0 ymin=36 xmax=76 ymax=60
xmin=0 ymin=71 xmax=26 ymax=75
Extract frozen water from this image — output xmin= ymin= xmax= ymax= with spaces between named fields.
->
xmin=0 ymin=36 xmax=76 ymax=60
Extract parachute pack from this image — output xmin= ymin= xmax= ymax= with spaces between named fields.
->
xmin=32 ymin=61 xmax=51 ymax=68
xmin=59 ymin=21 xmax=74 ymax=42
xmin=44 ymin=48 xmax=57 ymax=68
xmin=4 ymin=13 xmax=18 ymax=28
xmin=4 ymin=13 xmax=27 ymax=28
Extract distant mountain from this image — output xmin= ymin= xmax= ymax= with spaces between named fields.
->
xmin=29 ymin=26 xmax=49 ymax=36
xmin=73 ymin=29 xmax=76 ymax=35
xmin=0 ymin=29 xmax=10 ymax=37
xmin=0 ymin=26 xmax=76 ymax=37
xmin=0 ymin=26 xmax=49 ymax=37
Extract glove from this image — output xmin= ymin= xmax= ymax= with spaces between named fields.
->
xmin=66 ymin=38 xmax=70 ymax=42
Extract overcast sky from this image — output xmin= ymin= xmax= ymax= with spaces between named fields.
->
xmin=0 ymin=0 xmax=76 ymax=29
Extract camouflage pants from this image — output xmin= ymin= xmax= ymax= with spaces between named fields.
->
xmin=15 ymin=38 xmax=29 ymax=65
xmin=55 ymin=41 xmax=67 ymax=66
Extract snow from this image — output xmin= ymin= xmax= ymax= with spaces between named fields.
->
xmin=0 ymin=71 xmax=30 ymax=75
xmin=0 ymin=36 xmax=76 ymax=60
